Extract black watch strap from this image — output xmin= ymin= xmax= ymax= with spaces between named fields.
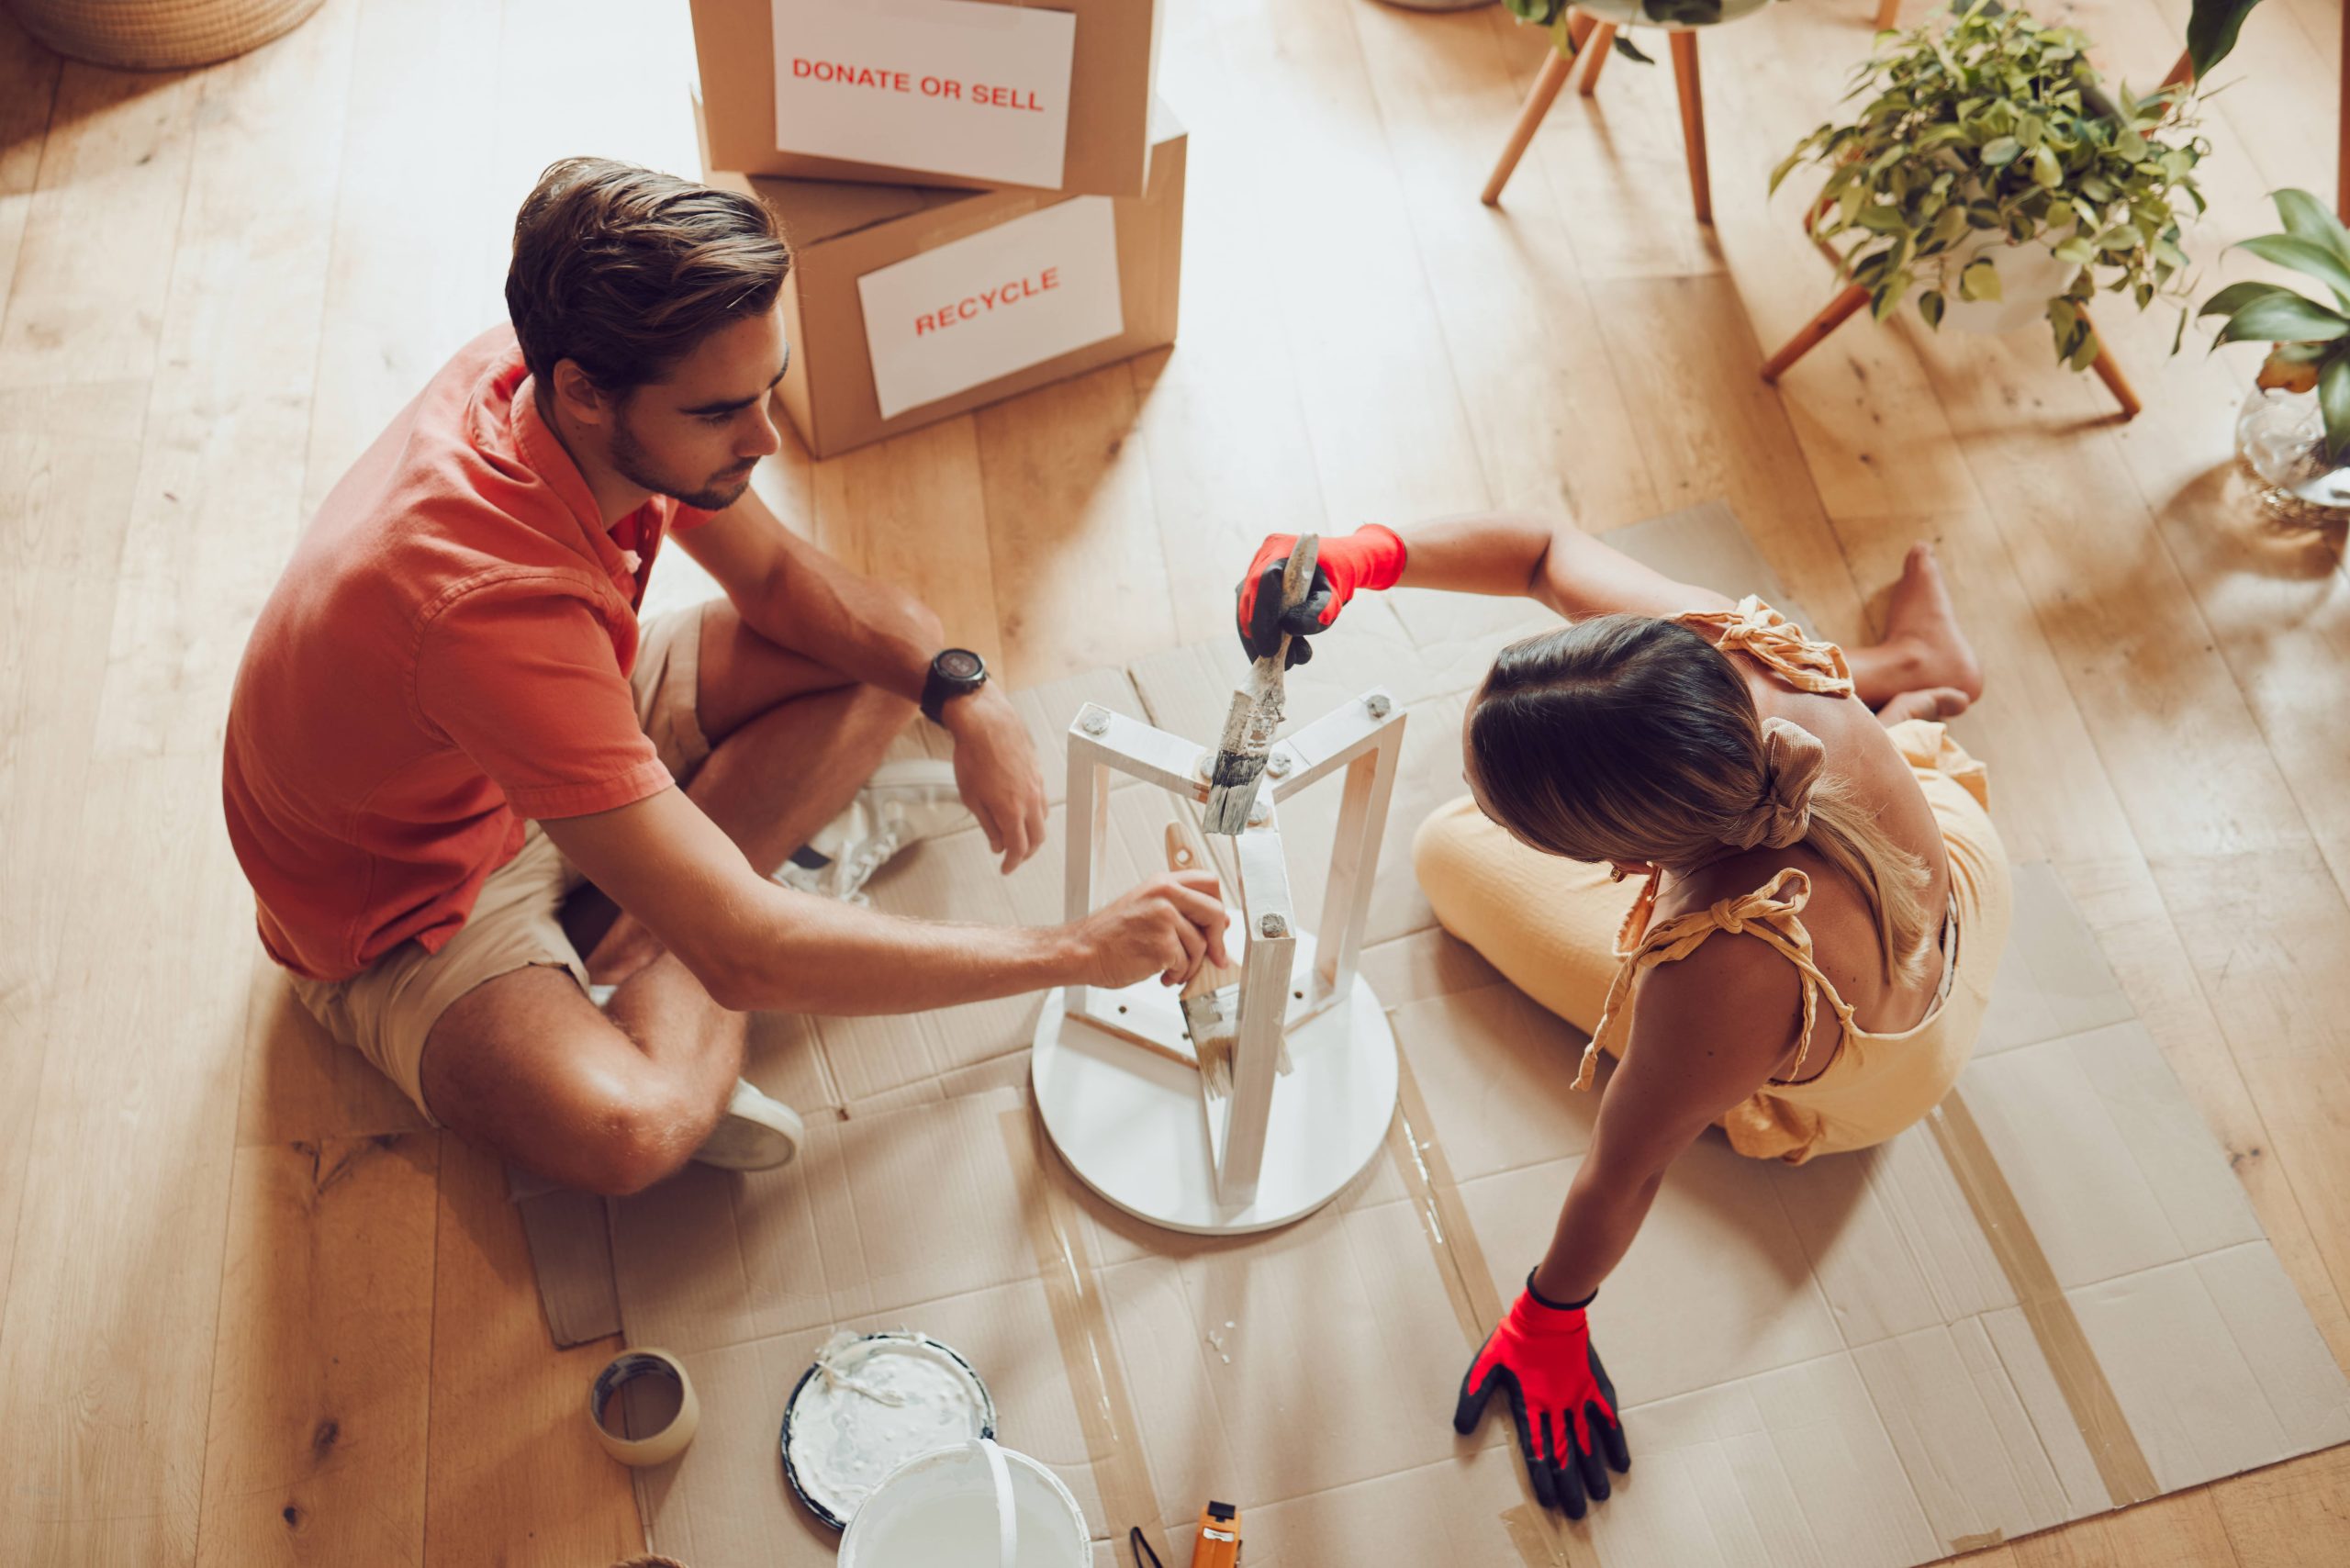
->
xmin=921 ymin=648 xmax=987 ymax=725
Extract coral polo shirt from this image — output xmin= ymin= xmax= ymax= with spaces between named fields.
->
xmin=223 ymin=326 xmax=712 ymax=981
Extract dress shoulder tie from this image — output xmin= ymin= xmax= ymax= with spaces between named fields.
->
xmin=1574 ymin=867 xmax=1860 ymax=1091
xmin=1673 ymin=596 xmax=1856 ymax=697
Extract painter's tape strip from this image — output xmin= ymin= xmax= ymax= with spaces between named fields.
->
xmin=1927 ymin=1092 xmax=2160 ymax=1506
xmin=1388 ymin=1049 xmax=1506 ymax=1340
xmin=999 ymin=1104 xmax=1163 ymax=1562
xmin=1387 ymin=1051 xmax=1597 ymax=1568
xmin=588 ymin=1347 xmax=699 ymax=1467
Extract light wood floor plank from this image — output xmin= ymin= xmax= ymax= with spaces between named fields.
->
xmin=195 ymin=1134 xmax=438 ymax=1568
xmin=814 ymin=415 xmax=1006 ymax=671
xmin=2012 ymin=1484 xmax=2244 ymax=1567
xmin=0 ymin=756 xmax=259 ymax=1567
xmin=0 ymin=13 xmax=62 ymax=303
xmin=300 ymin=0 xmax=508 ymax=517
xmin=2211 ymin=1444 xmax=2350 ymax=1566
xmin=1203 ymin=0 xmax=1493 ymax=528
xmin=976 ymin=365 xmax=1173 ymax=685
xmin=90 ymin=0 xmax=357 ymax=763
xmin=1587 ymin=271 xmax=1869 ymax=640
xmin=1130 ymin=0 xmax=1331 ymax=649
xmin=423 ymin=1136 xmax=639 ymax=1568
xmin=0 ymin=7 xmax=357 ymax=1562
xmin=0 ymin=377 xmax=146 ymax=1350
xmin=0 ymin=60 xmax=197 ymax=387
xmin=1349 ymin=4 xmax=1662 ymax=532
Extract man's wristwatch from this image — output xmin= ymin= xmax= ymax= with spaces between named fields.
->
xmin=921 ymin=647 xmax=989 ymax=725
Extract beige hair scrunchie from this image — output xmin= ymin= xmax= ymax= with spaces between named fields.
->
xmin=1732 ymin=716 xmax=1828 ymax=849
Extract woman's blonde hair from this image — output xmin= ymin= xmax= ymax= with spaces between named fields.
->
xmin=1464 ymin=615 xmax=1935 ymax=986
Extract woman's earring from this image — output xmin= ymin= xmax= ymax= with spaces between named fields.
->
xmin=1608 ymin=867 xmax=1628 ymax=884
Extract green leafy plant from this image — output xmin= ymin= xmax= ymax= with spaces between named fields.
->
xmin=2199 ymin=188 xmax=2350 ymax=462
xmin=2186 ymin=0 xmax=2263 ymax=78
xmin=1770 ymin=2 xmax=2209 ymax=369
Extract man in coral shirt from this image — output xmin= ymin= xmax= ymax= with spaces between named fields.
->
xmin=224 ymin=158 xmax=1227 ymax=1194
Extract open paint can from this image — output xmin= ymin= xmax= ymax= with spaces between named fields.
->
xmin=780 ymin=1331 xmax=999 ymax=1531
xmin=839 ymin=1439 xmax=1090 ymax=1568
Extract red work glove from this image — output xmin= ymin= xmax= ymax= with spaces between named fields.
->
xmin=1455 ymin=1276 xmax=1630 ymax=1518
xmin=1233 ymin=525 xmax=1408 ymax=667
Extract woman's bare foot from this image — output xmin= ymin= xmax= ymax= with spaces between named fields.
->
xmin=1876 ymin=687 xmax=1973 ymax=725
xmin=1852 ymin=543 xmax=1985 ymax=710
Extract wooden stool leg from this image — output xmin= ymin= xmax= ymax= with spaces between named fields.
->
xmin=2160 ymin=46 xmax=2194 ymax=91
xmin=1483 ymin=41 xmax=1578 ymax=206
xmin=1760 ymin=284 xmax=1872 ymax=383
xmin=1670 ymin=31 xmax=1711 ymax=225
xmin=1873 ymin=0 xmax=1901 ymax=29
xmin=1579 ymin=24 xmax=1617 ymax=95
xmin=2077 ymin=308 xmax=2143 ymax=419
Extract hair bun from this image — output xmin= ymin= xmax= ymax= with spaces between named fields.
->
xmin=1734 ymin=716 xmax=1828 ymax=849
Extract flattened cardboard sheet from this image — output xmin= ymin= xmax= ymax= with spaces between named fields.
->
xmin=527 ymin=501 xmax=2349 ymax=1567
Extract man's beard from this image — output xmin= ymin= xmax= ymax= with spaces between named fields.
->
xmin=610 ymin=407 xmax=755 ymax=512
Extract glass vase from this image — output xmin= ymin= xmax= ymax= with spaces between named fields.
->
xmin=2235 ymin=386 xmax=2350 ymax=528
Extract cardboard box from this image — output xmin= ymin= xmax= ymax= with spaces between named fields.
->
xmin=690 ymin=0 xmax=1161 ymax=196
xmin=522 ymin=505 xmax=2350 ymax=1565
xmin=699 ymin=98 xmax=1183 ymax=459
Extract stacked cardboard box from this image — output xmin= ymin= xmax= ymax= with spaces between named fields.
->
xmin=689 ymin=0 xmax=1181 ymax=457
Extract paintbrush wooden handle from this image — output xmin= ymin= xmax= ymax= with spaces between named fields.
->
xmin=1264 ymin=533 xmax=1320 ymax=675
xmin=1164 ymin=823 xmax=1245 ymax=1000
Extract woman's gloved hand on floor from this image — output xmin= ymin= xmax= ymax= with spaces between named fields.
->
xmin=1233 ymin=525 xmax=1408 ymax=666
xmin=1455 ymin=1275 xmax=1631 ymax=1518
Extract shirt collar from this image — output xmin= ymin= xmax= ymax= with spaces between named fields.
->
xmin=497 ymin=365 xmax=665 ymax=597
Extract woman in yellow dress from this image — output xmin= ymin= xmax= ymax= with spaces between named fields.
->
xmin=1233 ymin=514 xmax=2010 ymax=1519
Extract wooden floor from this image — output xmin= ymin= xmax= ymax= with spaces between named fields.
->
xmin=2 ymin=0 xmax=2346 ymax=1562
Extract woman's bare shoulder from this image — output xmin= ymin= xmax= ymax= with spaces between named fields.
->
xmin=1619 ymin=919 xmax=1807 ymax=1109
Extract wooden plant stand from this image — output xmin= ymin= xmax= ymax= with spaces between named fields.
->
xmin=1483 ymin=11 xmax=1716 ymax=222
xmin=1758 ymin=200 xmax=2143 ymax=419
xmin=1483 ymin=3 xmax=1894 ymax=222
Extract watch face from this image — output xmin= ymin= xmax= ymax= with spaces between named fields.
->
xmin=936 ymin=648 xmax=984 ymax=681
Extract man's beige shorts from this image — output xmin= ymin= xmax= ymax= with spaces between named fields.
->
xmin=286 ymin=601 xmax=714 ymax=1126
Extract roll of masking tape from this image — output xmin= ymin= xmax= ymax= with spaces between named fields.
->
xmin=588 ymin=1348 xmax=699 ymax=1467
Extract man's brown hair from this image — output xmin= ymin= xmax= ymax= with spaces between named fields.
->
xmin=506 ymin=156 xmax=790 ymax=395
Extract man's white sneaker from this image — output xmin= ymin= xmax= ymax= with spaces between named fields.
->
xmin=776 ymin=758 xmax=973 ymax=904
xmin=690 ymin=1079 xmax=807 ymax=1172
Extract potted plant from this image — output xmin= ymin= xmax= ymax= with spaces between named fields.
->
xmin=2200 ymin=188 xmax=2350 ymax=519
xmin=1770 ymin=2 xmax=2210 ymax=371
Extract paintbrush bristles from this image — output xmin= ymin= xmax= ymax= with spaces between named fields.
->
xmin=1164 ymin=823 xmax=1244 ymax=1092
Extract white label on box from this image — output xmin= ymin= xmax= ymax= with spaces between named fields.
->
xmin=856 ymin=196 xmax=1125 ymax=420
xmin=771 ymin=0 xmax=1077 ymax=188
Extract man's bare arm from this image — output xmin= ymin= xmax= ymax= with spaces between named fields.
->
xmin=676 ymin=487 xmax=943 ymax=701
xmin=540 ymin=786 xmax=1229 ymax=1014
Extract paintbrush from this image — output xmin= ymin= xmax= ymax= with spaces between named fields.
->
xmin=1163 ymin=822 xmax=1291 ymax=1092
xmin=1164 ymin=823 xmax=1244 ymax=1093
xmin=1202 ymin=534 xmax=1319 ymax=835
